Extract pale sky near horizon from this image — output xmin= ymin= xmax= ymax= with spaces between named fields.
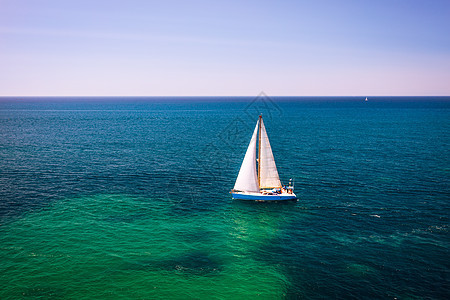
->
xmin=1 ymin=0 xmax=449 ymax=96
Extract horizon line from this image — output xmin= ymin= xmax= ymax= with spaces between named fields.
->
xmin=1 ymin=95 xmax=450 ymax=98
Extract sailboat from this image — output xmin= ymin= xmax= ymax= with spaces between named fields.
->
xmin=231 ymin=115 xmax=297 ymax=201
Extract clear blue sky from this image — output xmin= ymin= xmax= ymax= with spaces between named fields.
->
xmin=1 ymin=0 xmax=449 ymax=96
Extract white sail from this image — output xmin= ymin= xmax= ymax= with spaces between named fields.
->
xmin=233 ymin=121 xmax=259 ymax=192
xmin=259 ymin=118 xmax=282 ymax=189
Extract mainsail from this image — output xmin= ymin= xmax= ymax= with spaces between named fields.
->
xmin=233 ymin=121 xmax=259 ymax=192
xmin=259 ymin=118 xmax=282 ymax=189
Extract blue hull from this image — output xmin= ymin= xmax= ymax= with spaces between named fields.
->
xmin=231 ymin=193 xmax=297 ymax=201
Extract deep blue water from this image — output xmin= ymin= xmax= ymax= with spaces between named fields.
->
xmin=0 ymin=96 xmax=449 ymax=299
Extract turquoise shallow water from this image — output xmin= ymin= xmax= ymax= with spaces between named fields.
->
xmin=0 ymin=97 xmax=449 ymax=299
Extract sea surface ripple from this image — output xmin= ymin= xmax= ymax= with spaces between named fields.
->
xmin=0 ymin=97 xmax=449 ymax=299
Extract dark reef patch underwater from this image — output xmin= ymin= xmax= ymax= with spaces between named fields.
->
xmin=0 ymin=97 xmax=449 ymax=299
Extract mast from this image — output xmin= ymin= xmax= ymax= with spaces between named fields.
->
xmin=258 ymin=115 xmax=262 ymax=190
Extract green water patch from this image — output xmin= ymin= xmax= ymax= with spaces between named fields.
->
xmin=0 ymin=194 xmax=291 ymax=299
xmin=121 ymin=251 xmax=222 ymax=275
xmin=345 ymin=263 xmax=375 ymax=277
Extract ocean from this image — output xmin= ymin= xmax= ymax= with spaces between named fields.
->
xmin=0 ymin=96 xmax=449 ymax=299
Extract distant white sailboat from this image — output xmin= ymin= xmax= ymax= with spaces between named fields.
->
xmin=231 ymin=115 xmax=296 ymax=201
xmin=365 ymin=97 xmax=368 ymax=102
